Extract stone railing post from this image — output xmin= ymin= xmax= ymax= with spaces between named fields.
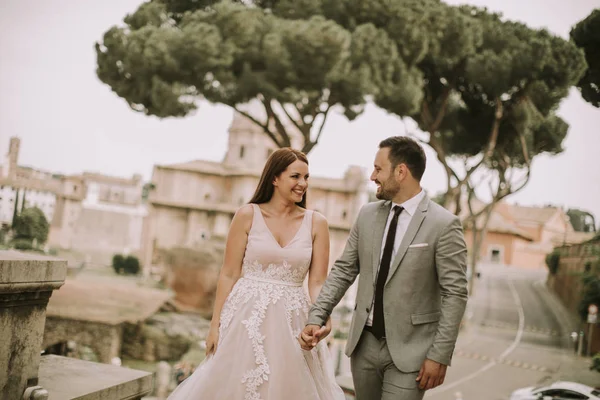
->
xmin=0 ymin=250 xmax=67 ymax=400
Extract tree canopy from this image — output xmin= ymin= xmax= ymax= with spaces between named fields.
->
xmin=571 ymin=9 xmax=600 ymax=107
xmin=311 ymin=1 xmax=586 ymax=209
xmin=96 ymin=0 xmax=418 ymax=153
xmin=97 ymin=0 xmax=587 ymax=202
xmin=221 ymin=0 xmax=586 ymax=214
xmin=567 ymin=209 xmax=597 ymax=233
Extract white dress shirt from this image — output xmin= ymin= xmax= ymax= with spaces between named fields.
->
xmin=366 ymin=189 xmax=426 ymax=326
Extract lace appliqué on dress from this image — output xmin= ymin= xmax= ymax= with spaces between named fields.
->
xmin=242 ymin=259 xmax=308 ymax=284
xmin=220 ymin=260 xmax=311 ymax=400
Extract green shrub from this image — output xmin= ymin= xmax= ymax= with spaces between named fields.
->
xmin=579 ymin=274 xmax=600 ymax=321
xmin=123 ymin=256 xmax=140 ymax=275
xmin=112 ymin=254 xmax=140 ymax=275
xmin=591 ymin=353 xmax=600 ymax=373
xmin=13 ymin=207 xmax=49 ymax=244
xmin=112 ymin=254 xmax=125 ymax=274
xmin=545 ymin=251 xmax=560 ymax=275
xmin=12 ymin=238 xmax=33 ymax=250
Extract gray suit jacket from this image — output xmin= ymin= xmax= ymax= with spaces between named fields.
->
xmin=308 ymin=195 xmax=468 ymax=372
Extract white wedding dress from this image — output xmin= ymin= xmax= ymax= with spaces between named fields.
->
xmin=167 ymin=204 xmax=345 ymax=399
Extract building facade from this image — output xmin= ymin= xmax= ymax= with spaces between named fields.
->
xmin=1 ymin=136 xmax=147 ymax=263
xmin=48 ymin=172 xmax=147 ymax=262
xmin=462 ymin=201 xmax=594 ymax=268
xmin=140 ymin=112 xmax=369 ymax=305
xmin=0 ymin=137 xmax=61 ymax=226
xmin=0 ymin=183 xmax=58 ymax=226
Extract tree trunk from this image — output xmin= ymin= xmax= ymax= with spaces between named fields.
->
xmin=467 ymin=203 xmax=495 ymax=296
xmin=442 ymin=187 xmax=463 ymax=216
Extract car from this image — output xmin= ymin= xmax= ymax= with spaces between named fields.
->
xmin=510 ymin=381 xmax=600 ymax=400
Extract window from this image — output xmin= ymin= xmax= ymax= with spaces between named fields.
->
xmin=342 ymin=210 xmax=347 ymax=219
xmin=488 ymin=246 xmax=503 ymax=263
xmin=239 ymin=145 xmax=245 ymax=159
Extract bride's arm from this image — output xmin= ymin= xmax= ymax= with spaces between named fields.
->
xmin=308 ymin=212 xmax=330 ymax=304
xmin=206 ymin=205 xmax=253 ymax=354
xmin=305 ymin=212 xmax=332 ymax=343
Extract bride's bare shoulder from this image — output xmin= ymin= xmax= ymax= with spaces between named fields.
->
xmin=230 ymin=204 xmax=255 ymax=232
xmin=310 ymin=210 xmax=329 ymax=233
xmin=236 ymin=204 xmax=255 ymax=218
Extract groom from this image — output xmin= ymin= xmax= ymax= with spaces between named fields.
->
xmin=300 ymin=136 xmax=468 ymax=400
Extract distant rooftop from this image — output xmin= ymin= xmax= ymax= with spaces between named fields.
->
xmin=157 ymin=159 xmax=366 ymax=192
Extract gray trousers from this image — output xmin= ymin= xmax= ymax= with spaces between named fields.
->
xmin=351 ymin=330 xmax=425 ymax=400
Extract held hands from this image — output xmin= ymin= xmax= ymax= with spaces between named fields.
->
xmin=298 ymin=318 xmax=332 ymax=350
xmin=205 ymin=324 xmax=219 ymax=357
xmin=416 ymin=358 xmax=447 ymax=390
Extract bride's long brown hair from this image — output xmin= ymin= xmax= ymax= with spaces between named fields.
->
xmin=249 ymin=148 xmax=308 ymax=209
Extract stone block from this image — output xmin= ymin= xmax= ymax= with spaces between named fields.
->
xmin=0 ymin=251 xmax=67 ymax=399
xmin=38 ymin=355 xmax=153 ymax=400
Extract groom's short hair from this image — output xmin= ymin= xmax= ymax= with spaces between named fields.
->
xmin=379 ymin=136 xmax=426 ymax=181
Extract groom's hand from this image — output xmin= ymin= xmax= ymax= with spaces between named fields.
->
xmin=299 ymin=324 xmax=320 ymax=350
xmin=416 ymin=359 xmax=447 ymax=390
xmin=299 ymin=318 xmax=332 ymax=350
xmin=315 ymin=317 xmax=332 ymax=342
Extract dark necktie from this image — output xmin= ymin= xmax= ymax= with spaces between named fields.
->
xmin=372 ymin=205 xmax=404 ymax=339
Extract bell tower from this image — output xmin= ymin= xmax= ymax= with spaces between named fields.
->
xmin=223 ymin=111 xmax=277 ymax=171
xmin=222 ymin=101 xmax=303 ymax=170
xmin=2 ymin=137 xmax=20 ymax=179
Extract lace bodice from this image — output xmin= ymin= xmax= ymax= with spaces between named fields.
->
xmin=241 ymin=204 xmax=313 ymax=286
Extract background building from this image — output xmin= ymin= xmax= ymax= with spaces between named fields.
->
xmin=462 ymin=200 xmax=595 ymax=269
xmin=0 ymin=137 xmax=61 ymax=226
xmin=48 ymin=172 xmax=147 ymax=263
xmin=140 ymin=111 xmax=369 ymax=306
xmin=1 ymin=136 xmax=147 ymax=264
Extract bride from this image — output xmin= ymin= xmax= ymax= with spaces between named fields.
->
xmin=167 ymin=148 xmax=345 ymax=399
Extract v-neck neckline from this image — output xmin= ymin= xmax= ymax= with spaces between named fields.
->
xmin=256 ymin=205 xmax=307 ymax=249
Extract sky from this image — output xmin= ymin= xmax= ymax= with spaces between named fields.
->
xmin=1 ymin=0 xmax=600 ymax=221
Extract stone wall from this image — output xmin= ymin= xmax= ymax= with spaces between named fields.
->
xmin=122 ymin=312 xmax=211 ymax=362
xmin=550 ymin=239 xmax=600 ymax=315
xmin=159 ymin=245 xmax=221 ymax=314
xmin=549 ymin=238 xmax=600 ymax=354
xmin=42 ymin=317 xmax=122 ymax=364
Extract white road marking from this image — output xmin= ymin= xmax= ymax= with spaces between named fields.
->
xmin=429 ymin=279 xmax=525 ymax=396
xmin=498 ymin=280 xmax=525 ymax=361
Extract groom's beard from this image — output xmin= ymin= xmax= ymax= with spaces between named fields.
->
xmin=375 ymin=179 xmax=400 ymax=201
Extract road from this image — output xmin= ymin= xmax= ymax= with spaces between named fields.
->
xmin=425 ymin=263 xmax=587 ymax=400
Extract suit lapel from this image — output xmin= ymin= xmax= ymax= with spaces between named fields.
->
xmin=372 ymin=201 xmax=391 ymax=282
xmin=385 ymin=196 xmax=430 ymax=285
